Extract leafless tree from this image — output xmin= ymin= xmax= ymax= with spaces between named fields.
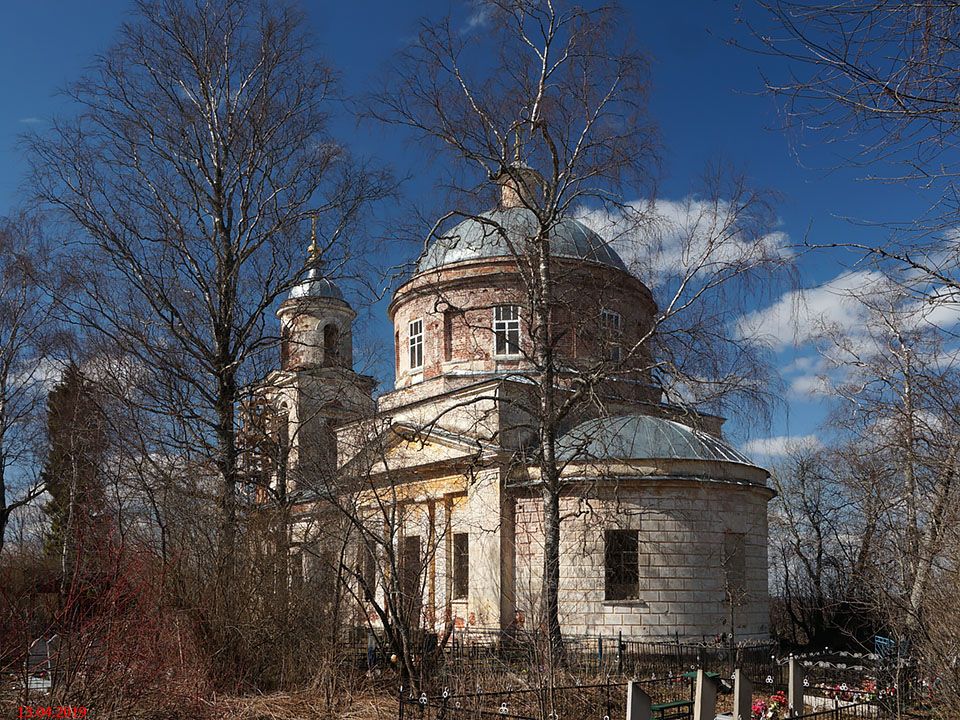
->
xmin=0 ymin=213 xmax=54 ymax=557
xmin=769 ymin=277 xmax=960 ymax=657
xmin=754 ymin=2 xmax=960 ymax=302
xmin=768 ymin=445 xmax=887 ymax=646
xmin=369 ymin=0 xmax=787 ymax=658
xmin=821 ymin=284 xmax=960 ymax=634
xmin=25 ymin=0 xmax=390 ymax=596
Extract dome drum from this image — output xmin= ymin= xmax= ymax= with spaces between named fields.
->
xmin=278 ymin=294 xmax=356 ymax=372
xmin=391 ymin=234 xmax=656 ymax=391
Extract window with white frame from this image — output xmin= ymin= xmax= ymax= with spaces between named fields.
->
xmin=600 ymin=308 xmax=623 ymax=362
xmin=408 ymin=319 xmax=423 ymax=370
xmin=493 ymin=305 xmax=521 ymax=356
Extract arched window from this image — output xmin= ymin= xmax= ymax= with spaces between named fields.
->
xmin=323 ymin=323 xmax=340 ymax=366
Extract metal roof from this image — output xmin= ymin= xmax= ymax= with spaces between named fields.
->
xmin=556 ymin=414 xmax=756 ymax=465
xmin=287 ymin=266 xmax=345 ymax=301
xmin=416 ymin=207 xmax=627 ymax=273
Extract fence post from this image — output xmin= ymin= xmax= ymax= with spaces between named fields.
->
xmin=398 ymin=685 xmax=404 ymax=720
xmin=618 ymin=630 xmax=623 ymax=675
xmin=733 ymin=669 xmax=752 ymax=720
xmin=598 ymin=635 xmax=603 ymax=673
xmin=626 ymin=679 xmax=653 ymax=720
xmin=788 ymin=656 xmax=804 ymax=718
xmin=693 ymin=669 xmax=718 ymax=720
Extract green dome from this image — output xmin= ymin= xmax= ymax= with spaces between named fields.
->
xmin=417 ymin=207 xmax=627 ymax=273
xmin=557 ymin=414 xmax=755 ymax=465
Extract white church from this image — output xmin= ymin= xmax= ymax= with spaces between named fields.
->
xmin=245 ymin=171 xmax=773 ymax=641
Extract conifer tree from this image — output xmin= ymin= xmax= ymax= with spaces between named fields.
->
xmin=41 ymin=362 xmax=108 ymax=593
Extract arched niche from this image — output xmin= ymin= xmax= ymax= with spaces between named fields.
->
xmin=280 ymin=325 xmax=292 ymax=369
xmin=323 ymin=323 xmax=340 ymax=366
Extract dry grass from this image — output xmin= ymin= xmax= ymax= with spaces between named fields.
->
xmin=205 ymin=688 xmax=397 ymax=720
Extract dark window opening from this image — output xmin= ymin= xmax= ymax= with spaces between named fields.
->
xmin=605 ymin=529 xmax=639 ymax=601
xmin=289 ymin=551 xmax=305 ymax=591
xmin=452 ymin=533 xmax=469 ymax=600
xmin=323 ymin=324 xmax=340 ymax=366
xmin=443 ymin=311 xmax=454 ymax=362
xmin=358 ymin=544 xmax=376 ymax=598
xmin=551 ymin=305 xmax=574 ymax=357
xmin=601 ymin=309 xmax=623 ymax=362
xmin=722 ymin=531 xmax=747 ymax=602
xmin=280 ymin=326 xmax=291 ymax=368
xmin=400 ymin=535 xmax=421 ymax=601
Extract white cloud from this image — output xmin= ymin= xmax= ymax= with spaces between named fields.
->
xmin=463 ymin=1 xmax=493 ymax=32
xmin=910 ymin=296 xmax=960 ymax=331
xmin=788 ymin=373 xmax=833 ymax=398
xmin=18 ymin=117 xmax=42 ymax=125
xmin=742 ymin=433 xmax=823 ymax=458
xmin=739 ymin=264 xmax=960 ymax=355
xmin=578 ymin=197 xmax=793 ymax=290
xmin=736 ymin=270 xmax=886 ymax=349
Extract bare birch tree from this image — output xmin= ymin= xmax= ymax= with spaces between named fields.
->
xmin=768 ymin=445 xmax=888 ymax=646
xmin=820 ymin=284 xmax=960 ymax=634
xmin=26 ymin=0 xmax=389 ymax=594
xmin=0 ymin=214 xmax=54 ymax=557
xmin=769 ymin=277 xmax=960 ymax=650
xmin=755 ymin=2 xmax=960 ymax=299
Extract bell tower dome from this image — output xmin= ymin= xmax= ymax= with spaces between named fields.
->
xmin=277 ymin=230 xmax=355 ymax=371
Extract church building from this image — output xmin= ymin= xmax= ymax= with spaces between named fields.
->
xmin=247 ymin=171 xmax=773 ymax=641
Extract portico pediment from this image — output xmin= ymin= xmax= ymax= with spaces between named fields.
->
xmin=340 ymin=421 xmax=488 ymax=479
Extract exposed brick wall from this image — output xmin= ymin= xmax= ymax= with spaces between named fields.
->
xmin=389 ymin=257 xmax=658 ymax=392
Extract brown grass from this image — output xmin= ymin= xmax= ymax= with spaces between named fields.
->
xmin=205 ymin=688 xmax=398 ymax=720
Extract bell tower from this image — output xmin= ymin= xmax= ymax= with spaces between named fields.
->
xmin=241 ymin=223 xmax=375 ymax=499
xmin=277 ymin=227 xmax=356 ymax=371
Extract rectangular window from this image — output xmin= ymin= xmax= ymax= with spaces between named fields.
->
xmin=452 ymin=533 xmax=469 ymax=600
xmin=722 ymin=531 xmax=747 ymax=602
xmin=604 ymin=529 xmax=639 ymax=601
xmin=358 ymin=544 xmax=376 ymax=597
xmin=494 ymin=305 xmax=521 ymax=356
xmin=408 ymin=319 xmax=423 ymax=370
xmin=400 ymin=535 xmax=421 ymax=601
xmin=601 ymin=308 xmax=623 ymax=362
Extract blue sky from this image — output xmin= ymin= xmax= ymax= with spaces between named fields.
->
xmin=0 ymin=1 xmax=936 ymax=458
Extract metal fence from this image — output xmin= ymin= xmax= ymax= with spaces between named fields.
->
xmin=396 ymin=677 xmax=700 ymax=720
xmin=343 ymin=626 xmax=922 ymax=718
xmin=791 ymin=701 xmax=880 ymax=719
xmin=436 ymin=627 xmax=780 ymax=680
xmin=398 ymin=681 xmax=629 ymax=720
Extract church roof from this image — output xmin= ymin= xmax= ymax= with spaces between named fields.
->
xmin=416 ymin=207 xmax=627 ymax=273
xmin=557 ymin=414 xmax=755 ymax=466
xmin=287 ymin=266 xmax=345 ymax=301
